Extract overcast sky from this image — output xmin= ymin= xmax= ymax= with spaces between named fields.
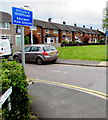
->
xmin=0 ymin=0 xmax=107 ymax=31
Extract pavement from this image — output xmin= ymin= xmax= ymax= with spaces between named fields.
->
xmin=8 ymin=56 xmax=108 ymax=67
xmin=56 ymin=59 xmax=108 ymax=67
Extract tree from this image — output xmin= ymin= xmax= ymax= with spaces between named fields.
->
xmin=102 ymin=3 xmax=108 ymax=30
xmin=24 ymin=36 xmax=30 ymax=45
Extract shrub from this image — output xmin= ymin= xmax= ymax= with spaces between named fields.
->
xmin=61 ymin=40 xmax=69 ymax=46
xmin=97 ymin=39 xmax=105 ymax=44
xmin=24 ymin=36 xmax=30 ymax=45
xmin=69 ymin=41 xmax=77 ymax=44
xmin=0 ymin=60 xmax=30 ymax=120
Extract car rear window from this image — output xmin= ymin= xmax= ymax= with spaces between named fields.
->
xmin=31 ymin=47 xmax=40 ymax=52
xmin=43 ymin=46 xmax=56 ymax=51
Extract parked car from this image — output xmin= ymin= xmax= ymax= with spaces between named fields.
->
xmin=13 ymin=44 xmax=59 ymax=65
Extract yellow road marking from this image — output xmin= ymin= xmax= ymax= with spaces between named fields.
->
xmin=28 ymin=78 xmax=108 ymax=100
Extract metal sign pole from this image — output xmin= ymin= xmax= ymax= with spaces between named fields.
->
xmin=106 ymin=2 xmax=108 ymax=61
xmin=31 ymin=26 xmax=33 ymax=45
xmin=21 ymin=26 xmax=25 ymax=72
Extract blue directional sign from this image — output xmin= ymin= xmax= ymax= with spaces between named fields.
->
xmin=12 ymin=7 xmax=33 ymax=26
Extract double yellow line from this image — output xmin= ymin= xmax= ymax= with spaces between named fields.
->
xmin=28 ymin=78 xmax=108 ymax=100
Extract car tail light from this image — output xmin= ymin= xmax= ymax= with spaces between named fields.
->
xmin=42 ymin=51 xmax=49 ymax=56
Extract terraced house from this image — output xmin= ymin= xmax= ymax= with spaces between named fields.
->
xmin=0 ymin=11 xmax=105 ymax=51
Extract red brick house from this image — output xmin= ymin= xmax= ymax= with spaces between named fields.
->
xmin=1 ymin=11 xmax=105 ymax=51
xmin=0 ymin=11 xmax=16 ymax=49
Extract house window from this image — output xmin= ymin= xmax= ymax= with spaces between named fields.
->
xmin=68 ymin=32 xmax=71 ymax=34
xmin=80 ymin=33 xmax=83 ymax=36
xmin=0 ymin=35 xmax=10 ymax=39
xmin=30 ymin=26 xmax=37 ymax=30
xmin=15 ymin=35 xmax=21 ymax=46
xmin=62 ymin=31 xmax=66 ymax=35
xmin=44 ymin=38 xmax=54 ymax=44
xmin=45 ymin=29 xmax=49 ymax=33
xmin=0 ymin=21 xmax=10 ymax=29
xmin=16 ymin=25 xmax=21 ymax=33
xmin=76 ymin=32 xmax=78 ymax=35
xmin=53 ymin=30 xmax=58 ymax=34
xmin=45 ymin=38 xmax=47 ymax=43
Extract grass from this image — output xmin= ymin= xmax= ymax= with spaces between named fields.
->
xmin=57 ymin=45 xmax=108 ymax=61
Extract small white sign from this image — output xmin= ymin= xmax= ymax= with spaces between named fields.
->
xmin=0 ymin=87 xmax=12 ymax=108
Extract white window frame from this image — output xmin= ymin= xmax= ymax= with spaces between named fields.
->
xmin=0 ymin=35 xmax=10 ymax=40
xmin=62 ymin=31 xmax=66 ymax=35
xmin=45 ymin=29 xmax=49 ymax=33
xmin=75 ymin=32 xmax=78 ymax=35
xmin=68 ymin=31 xmax=72 ymax=35
xmin=53 ymin=30 xmax=58 ymax=34
xmin=30 ymin=26 xmax=37 ymax=30
xmin=0 ymin=21 xmax=10 ymax=30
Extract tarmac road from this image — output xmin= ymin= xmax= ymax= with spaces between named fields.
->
xmin=25 ymin=62 xmax=107 ymax=119
xmin=28 ymin=82 xmax=107 ymax=119
xmin=26 ymin=63 xmax=106 ymax=93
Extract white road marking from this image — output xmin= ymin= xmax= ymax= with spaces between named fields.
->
xmin=47 ymin=70 xmax=68 ymax=74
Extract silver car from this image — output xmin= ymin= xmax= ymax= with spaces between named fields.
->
xmin=13 ymin=44 xmax=59 ymax=65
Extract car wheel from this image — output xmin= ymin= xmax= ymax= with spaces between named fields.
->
xmin=13 ymin=56 xmax=20 ymax=62
xmin=36 ymin=57 xmax=43 ymax=65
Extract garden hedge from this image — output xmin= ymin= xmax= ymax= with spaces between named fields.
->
xmin=0 ymin=60 xmax=30 ymax=120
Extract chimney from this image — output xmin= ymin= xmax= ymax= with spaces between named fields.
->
xmin=90 ymin=27 xmax=92 ymax=29
xmin=48 ymin=18 xmax=52 ymax=22
xmin=83 ymin=25 xmax=85 ymax=28
xmin=74 ymin=23 xmax=77 ymax=27
xmin=63 ymin=21 xmax=66 ymax=25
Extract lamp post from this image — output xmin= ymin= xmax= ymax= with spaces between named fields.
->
xmin=24 ymin=5 xmax=33 ymax=45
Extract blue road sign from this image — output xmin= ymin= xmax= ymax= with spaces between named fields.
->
xmin=106 ymin=31 xmax=108 ymax=36
xmin=12 ymin=7 xmax=33 ymax=26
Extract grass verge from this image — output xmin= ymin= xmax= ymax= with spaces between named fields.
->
xmin=57 ymin=45 xmax=107 ymax=61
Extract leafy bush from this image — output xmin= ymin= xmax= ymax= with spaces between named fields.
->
xmin=97 ymin=39 xmax=105 ymax=44
xmin=61 ymin=40 xmax=69 ymax=46
xmin=69 ymin=41 xmax=76 ymax=44
xmin=24 ymin=36 xmax=30 ymax=45
xmin=0 ymin=60 xmax=30 ymax=120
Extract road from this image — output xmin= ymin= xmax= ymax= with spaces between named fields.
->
xmin=26 ymin=63 xmax=106 ymax=93
xmin=26 ymin=63 xmax=107 ymax=118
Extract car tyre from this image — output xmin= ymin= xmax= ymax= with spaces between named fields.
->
xmin=13 ymin=56 xmax=20 ymax=63
xmin=36 ymin=57 xmax=43 ymax=65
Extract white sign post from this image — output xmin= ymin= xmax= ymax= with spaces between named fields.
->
xmin=0 ymin=87 xmax=12 ymax=109
xmin=0 ymin=87 xmax=12 ymax=119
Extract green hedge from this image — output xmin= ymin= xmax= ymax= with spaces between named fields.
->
xmin=0 ymin=60 xmax=30 ymax=120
